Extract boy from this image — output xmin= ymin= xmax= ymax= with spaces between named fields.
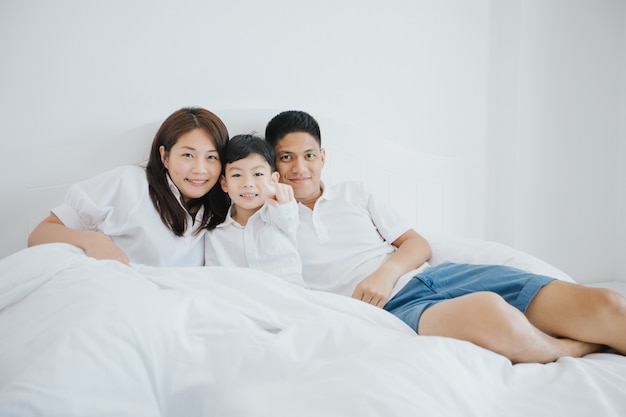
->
xmin=264 ymin=110 xmax=626 ymax=363
xmin=205 ymin=134 xmax=307 ymax=288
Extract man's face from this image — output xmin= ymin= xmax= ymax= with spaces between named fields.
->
xmin=273 ymin=132 xmax=325 ymax=208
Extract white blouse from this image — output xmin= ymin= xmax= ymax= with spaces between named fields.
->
xmin=52 ymin=165 xmax=206 ymax=266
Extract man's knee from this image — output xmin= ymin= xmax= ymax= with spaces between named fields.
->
xmin=466 ymin=292 xmax=534 ymax=351
xmin=418 ymin=291 xmax=547 ymax=361
xmin=420 ymin=291 xmax=530 ymax=343
xmin=592 ymin=287 xmax=626 ymax=318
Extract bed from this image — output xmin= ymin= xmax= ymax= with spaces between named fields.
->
xmin=1 ymin=109 xmax=625 ymax=416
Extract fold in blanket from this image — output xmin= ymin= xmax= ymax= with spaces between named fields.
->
xmin=0 ymin=244 xmax=625 ymax=417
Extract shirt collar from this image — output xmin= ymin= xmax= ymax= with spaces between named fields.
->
xmin=318 ymin=182 xmax=338 ymax=200
xmin=217 ymin=203 xmax=269 ymax=228
xmin=166 ymin=173 xmax=183 ymax=203
xmin=296 ymin=182 xmax=335 ymax=211
xmin=217 ymin=204 xmax=238 ymax=228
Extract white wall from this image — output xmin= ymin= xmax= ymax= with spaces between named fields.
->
xmin=0 ymin=0 xmax=624 ymax=283
xmin=0 ymin=0 xmax=491 ymax=252
xmin=618 ymin=7 xmax=626 ymax=281
xmin=486 ymin=0 xmax=626 ymax=282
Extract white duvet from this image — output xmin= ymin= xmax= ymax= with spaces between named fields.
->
xmin=0 ymin=243 xmax=625 ymax=417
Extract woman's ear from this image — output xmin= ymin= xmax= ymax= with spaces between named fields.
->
xmin=159 ymin=145 xmax=169 ymax=169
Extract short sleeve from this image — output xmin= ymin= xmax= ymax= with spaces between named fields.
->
xmin=52 ymin=166 xmax=145 ymax=232
xmin=364 ymin=184 xmax=414 ymax=244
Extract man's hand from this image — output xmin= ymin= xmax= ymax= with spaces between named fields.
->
xmin=351 ymin=271 xmax=395 ymax=308
xmin=352 ymin=229 xmax=432 ymax=308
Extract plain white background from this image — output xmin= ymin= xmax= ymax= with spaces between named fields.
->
xmin=0 ymin=0 xmax=624 ymax=283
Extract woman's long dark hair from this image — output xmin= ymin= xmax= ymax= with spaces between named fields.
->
xmin=146 ymin=107 xmax=230 ymax=235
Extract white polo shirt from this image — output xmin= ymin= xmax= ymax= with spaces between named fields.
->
xmin=52 ymin=165 xmax=206 ymax=267
xmin=205 ymin=200 xmax=307 ymax=288
xmin=296 ymin=181 xmax=428 ymax=297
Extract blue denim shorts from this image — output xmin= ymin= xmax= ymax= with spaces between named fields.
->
xmin=383 ymin=262 xmax=555 ymax=332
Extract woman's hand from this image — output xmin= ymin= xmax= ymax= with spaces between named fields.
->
xmin=82 ymin=231 xmax=130 ymax=265
xmin=28 ymin=214 xmax=130 ymax=265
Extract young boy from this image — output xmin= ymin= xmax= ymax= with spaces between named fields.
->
xmin=264 ymin=110 xmax=626 ymax=364
xmin=204 ymin=134 xmax=307 ymax=288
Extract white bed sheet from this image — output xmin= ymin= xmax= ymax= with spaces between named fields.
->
xmin=0 ymin=243 xmax=625 ymax=417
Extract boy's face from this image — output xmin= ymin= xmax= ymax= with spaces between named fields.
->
xmin=273 ymin=132 xmax=325 ymax=208
xmin=221 ymin=154 xmax=279 ymax=211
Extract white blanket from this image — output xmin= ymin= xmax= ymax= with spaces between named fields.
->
xmin=1 ymin=244 xmax=625 ymax=416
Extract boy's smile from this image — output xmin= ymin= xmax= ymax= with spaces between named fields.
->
xmin=240 ymin=192 xmax=259 ymax=200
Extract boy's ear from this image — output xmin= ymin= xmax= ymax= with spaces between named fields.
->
xmin=220 ymin=175 xmax=228 ymax=192
xmin=271 ymin=171 xmax=280 ymax=183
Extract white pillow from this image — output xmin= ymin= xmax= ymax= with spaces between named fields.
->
xmin=424 ymin=233 xmax=575 ymax=283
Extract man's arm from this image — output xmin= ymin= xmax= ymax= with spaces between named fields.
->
xmin=28 ymin=213 xmax=130 ymax=265
xmin=351 ymin=229 xmax=431 ymax=307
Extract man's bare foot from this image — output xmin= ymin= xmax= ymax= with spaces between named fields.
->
xmin=556 ymin=338 xmax=605 ymax=358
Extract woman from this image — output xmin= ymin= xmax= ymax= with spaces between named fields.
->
xmin=28 ymin=107 xmax=230 ymax=266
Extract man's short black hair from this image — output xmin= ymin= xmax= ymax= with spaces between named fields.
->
xmin=264 ymin=110 xmax=321 ymax=147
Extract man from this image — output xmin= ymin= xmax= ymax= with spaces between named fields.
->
xmin=264 ymin=110 xmax=626 ymax=364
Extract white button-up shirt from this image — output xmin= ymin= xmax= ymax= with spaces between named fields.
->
xmin=205 ymin=200 xmax=307 ymax=288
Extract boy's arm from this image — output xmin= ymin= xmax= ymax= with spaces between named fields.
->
xmin=351 ymin=229 xmax=431 ymax=307
xmin=265 ymin=181 xmax=299 ymax=239
xmin=28 ymin=213 xmax=130 ymax=265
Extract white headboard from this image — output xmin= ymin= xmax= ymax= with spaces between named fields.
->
xmin=1 ymin=109 xmax=476 ymax=260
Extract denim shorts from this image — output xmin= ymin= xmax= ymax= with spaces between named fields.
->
xmin=383 ymin=262 xmax=555 ymax=332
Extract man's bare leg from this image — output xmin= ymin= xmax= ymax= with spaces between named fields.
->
xmin=525 ymin=280 xmax=626 ymax=355
xmin=418 ymin=292 xmax=603 ymax=364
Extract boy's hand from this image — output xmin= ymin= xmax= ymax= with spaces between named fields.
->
xmin=265 ymin=180 xmax=294 ymax=207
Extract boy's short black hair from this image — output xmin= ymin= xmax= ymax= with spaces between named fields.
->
xmin=223 ymin=134 xmax=276 ymax=172
xmin=264 ymin=110 xmax=321 ymax=148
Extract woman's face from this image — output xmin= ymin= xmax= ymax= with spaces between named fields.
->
xmin=160 ymin=128 xmax=222 ymax=204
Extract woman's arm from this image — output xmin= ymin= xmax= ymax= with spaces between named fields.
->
xmin=28 ymin=213 xmax=130 ymax=265
xmin=351 ymin=229 xmax=432 ymax=307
